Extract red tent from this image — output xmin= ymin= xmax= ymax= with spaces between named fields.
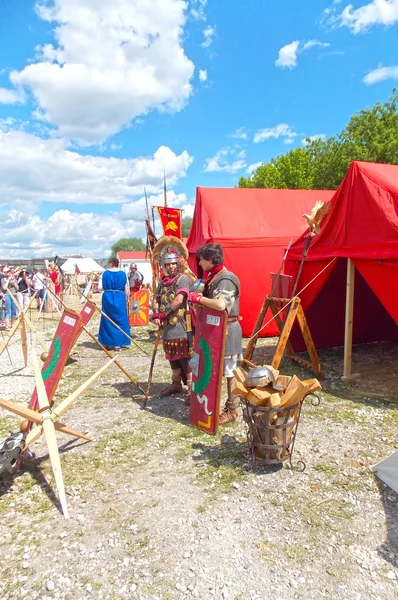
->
xmin=285 ymin=161 xmax=398 ymax=357
xmin=186 ymin=187 xmax=334 ymax=337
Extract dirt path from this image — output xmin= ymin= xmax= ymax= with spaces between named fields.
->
xmin=1 ymin=317 xmax=398 ymax=600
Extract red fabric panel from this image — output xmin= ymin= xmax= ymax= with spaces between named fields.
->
xmin=291 ymin=259 xmax=398 ymax=350
xmin=222 ymin=245 xmax=283 ymax=337
xmin=289 ymin=161 xmax=398 ymax=261
xmin=186 ymin=186 xmax=334 ymax=337
xmin=354 ymin=259 xmax=398 ymax=325
xmin=284 ymin=258 xmax=337 ymax=312
xmin=285 ymin=161 xmax=398 ymax=349
xmin=191 ymin=187 xmax=334 ymax=244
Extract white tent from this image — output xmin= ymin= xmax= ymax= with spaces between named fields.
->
xmin=61 ymin=257 xmax=104 ymax=274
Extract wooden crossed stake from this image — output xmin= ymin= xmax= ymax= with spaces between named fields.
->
xmin=0 ymin=351 xmax=117 ymax=519
xmin=0 ymin=290 xmax=48 ymax=367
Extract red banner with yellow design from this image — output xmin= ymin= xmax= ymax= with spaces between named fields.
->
xmin=156 ymin=206 xmax=182 ymax=239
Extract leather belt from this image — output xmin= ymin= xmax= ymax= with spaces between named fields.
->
xmin=227 ymin=316 xmax=242 ymax=323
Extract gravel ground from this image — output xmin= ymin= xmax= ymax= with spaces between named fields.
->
xmin=1 ymin=311 xmax=398 ymax=600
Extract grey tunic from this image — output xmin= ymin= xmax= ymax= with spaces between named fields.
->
xmin=204 ymin=269 xmax=243 ymax=361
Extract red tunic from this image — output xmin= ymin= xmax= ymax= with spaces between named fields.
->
xmin=50 ymin=270 xmax=61 ymax=294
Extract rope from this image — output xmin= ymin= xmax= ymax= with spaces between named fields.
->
xmin=248 ymin=257 xmax=337 ymax=342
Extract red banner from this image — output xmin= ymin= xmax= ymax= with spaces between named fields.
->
xmin=145 ymin=219 xmax=157 ymax=252
xmin=156 ymin=207 xmax=182 ymax=239
xmin=129 ymin=290 xmax=150 ymax=326
xmin=189 ymin=307 xmax=228 ymax=435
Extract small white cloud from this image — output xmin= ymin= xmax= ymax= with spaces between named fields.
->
xmin=191 ymin=0 xmax=208 ymax=21
xmin=254 ymin=124 xmax=297 ymax=144
xmin=276 ymin=39 xmax=331 ymax=69
xmin=0 ymin=87 xmax=24 ymax=104
xmin=323 ymin=0 xmax=398 ymax=34
xmin=302 ymin=134 xmax=326 ymax=144
xmin=199 ymin=69 xmax=208 ymax=82
xmin=204 ymin=147 xmax=247 ymax=173
xmin=230 ymin=127 xmax=248 ymax=140
xmin=363 ymin=64 xmax=398 ymax=85
xmin=275 ymin=41 xmax=300 ymax=69
xmin=302 ymin=40 xmax=331 ymax=51
xmin=201 ymin=25 xmax=216 ymax=48
xmin=246 ymin=162 xmax=263 ymax=174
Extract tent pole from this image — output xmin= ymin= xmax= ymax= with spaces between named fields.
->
xmin=342 ymin=258 xmax=357 ymax=380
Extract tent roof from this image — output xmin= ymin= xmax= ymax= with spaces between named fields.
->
xmin=117 ymin=251 xmax=147 ymax=260
xmin=187 ymin=187 xmax=335 ymax=251
xmin=61 ymin=257 xmax=104 ymax=274
xmin=289 ymin=161 xmax=398 ymax=261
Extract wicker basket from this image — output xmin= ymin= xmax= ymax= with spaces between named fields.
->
xmin=242 ymin=400 xmax=303 ymax=465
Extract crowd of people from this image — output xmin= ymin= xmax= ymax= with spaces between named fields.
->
xmin=0 ymin=263 xmax=64 ymax=329
xmin=2 ymin=249 xmax=241 ymax=426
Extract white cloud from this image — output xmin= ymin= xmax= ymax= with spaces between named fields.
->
xmin=190 ymin=0 xmax=207 ymax=21
xmin=253 ymin=124 xmax=297 ymax=144
xmin=276 ymin=39 xmax=330 ymax=69
xmin=0 ymin=126 xmax=193 ymax=207
xmin=204 ymin=147 xmax=247 ymax=173
xmin=323 ymin=0 xmax=398 ymax=33
xmin=0 ymin=190 xmax=196 ymax=258
xmin=180 ymin=203 xmax=195 ymax=218
xmin=199 ymin=69 xmax=208 ymax=82
xmin=201 ymin=25 xmax=216 ymax=48
xmin=246 ymin=162 xmax=263 ymax=174
xmin=120 ymin=190 xmax=188 ymax=221
xmin=9 ymin=0 xmax=194 ymax=145
xmin=363 ymin=64 xmax=398 ymax=84
xmin=302 ymin=133 xmax=326 ymax=144
xmin=302 ymin=40 xmax=331 ymax=51
xmin=0 ymin=207 xmax=145 ymax=259
xmin=230 ymin=127 xmax=248 ymax=140
xmin=275 ymin=41 xmax=300 ymax=69
xmin=0 ymin=88 xmax=24 ymax=104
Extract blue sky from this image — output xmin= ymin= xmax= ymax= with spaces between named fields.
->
xmin=0 ymin=0 xmax=397 ymax=258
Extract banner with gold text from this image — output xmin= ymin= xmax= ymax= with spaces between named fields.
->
xmin=156 ymin=207 xmax=182 ymax=239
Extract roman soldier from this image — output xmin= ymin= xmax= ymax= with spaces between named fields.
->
xmin=190 ymin=243 xmax=243 ymax=424
xmin=151 ymin=236 xmax=195 ymax=401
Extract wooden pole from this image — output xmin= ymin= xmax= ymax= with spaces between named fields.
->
xmin=342 ymin=258 xmax=356 ymax=379
xmin=82 ymin=327 xmax=146 ymax=395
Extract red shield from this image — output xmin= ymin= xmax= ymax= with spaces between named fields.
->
xmin=28 ymin=309 xmax=83 ymax=411
xmin=129 ymin=290 xmax=149 ymax=326
xmin=189 ymin=307 xmax=227 ymax=435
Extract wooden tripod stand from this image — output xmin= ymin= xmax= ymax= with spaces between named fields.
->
xmin=0 ymin=290 xmax=48 ymax=366
xmin=244 ymin=292 xmax=324 ymax=378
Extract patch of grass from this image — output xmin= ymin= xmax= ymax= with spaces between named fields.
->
xmin=313 ymin=463 xmax=339 ymax=474
xmin=197 ymin=504 xmax=206 ymax=513
xmin=257 ymin=539 xmax=278 ymax=565
xmin=284 ymin=543 xmax=309 ymax=563
xmin=33 ymin=493 xmax=53 ymax=513
xmin=196 ymin=462 xmax=244 ymax=495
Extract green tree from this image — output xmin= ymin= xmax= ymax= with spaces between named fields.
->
xmin=239 ymin=147 xmax=315 ymax=189
xmin=239 ymin=88 xmax=398 ymax=190
xmin=181 ymin=216 xmax=193 ymax=238
xmin=110 ymin=237 xmax=146 ymax=258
